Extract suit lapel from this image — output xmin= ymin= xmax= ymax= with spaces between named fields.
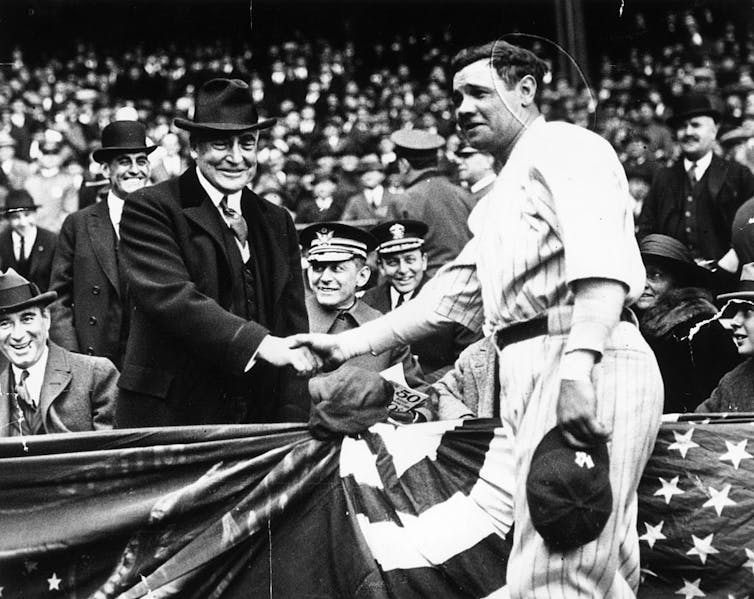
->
xmin=705 ymin=155 xmax=726 ymax=201
xmin=181 ymin=171 xmax=230 ymax=260
xmin=671 ymin=162 xmax=688 ymax=208
xmin=86 ymin=201 xmax=120 ymax=295
xmin=39 ymin=344 xmax=73 ymax=424
xmin=242 ymin=190 xmax=288 ymax=307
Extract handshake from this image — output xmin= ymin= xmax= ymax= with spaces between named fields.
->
xmin=256 ymin=333 xmax=348 ymax=376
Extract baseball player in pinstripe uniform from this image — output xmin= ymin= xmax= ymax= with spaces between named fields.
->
xmin=293 ymin=40 xmax=663 ymax=598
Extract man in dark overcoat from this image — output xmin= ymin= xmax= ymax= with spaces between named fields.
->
xmin=115 ymin=78 xmax=316 ymax=427
xmin=637 ymin=92 xmax=754 ymax=266
xmin=0 ymin=189 xmax=57 ymax=292
xmin=49 ymin=121 xmax=157 ymax=369
xmin=389 ymin=129 xmax=473 ymax=279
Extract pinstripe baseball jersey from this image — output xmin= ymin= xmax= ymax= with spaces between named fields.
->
xmin=336 ymin=117 xmax=663 ymax=598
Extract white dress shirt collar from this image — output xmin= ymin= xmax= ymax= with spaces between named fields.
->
xmin=12 ymin=227 xmax=37 ymax=261
xmin=684 ymin=151 xmax=713 ymax=181
xmin=106 ymin=191 xmax=125 ymax=238
xmin=195 ymin=167 xmax=249 ymax=260
xmin=12 ymin=345 xmax=49 ymax=409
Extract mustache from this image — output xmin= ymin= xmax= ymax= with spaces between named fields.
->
xmin=680 ymin=136 xmax=700 ymax=143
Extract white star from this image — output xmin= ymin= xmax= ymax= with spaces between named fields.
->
xmin=47 ymin=572 xmax=61 ymax=591
xmin=639 ymin=520 xmax=666 ymax=548
xmin=654 ymin=476 xmax=684 ymax=504
xmin=744 ymin=548 xmax=754 ymax=574
xmin=675 ymin=577 xmax=705 ymax=599
xmin=574 ymin=451 xmax=594 ymax=469
xmin=719 ymin=439 xmax=753 ymax=470
xmin=0 ymin=585 xmax=4 ymax=597
xmin=687 ymin=533 xmax=719 ymax=565
xmin=702 ymin=484 xmax=736 ymax=516
xmin=668 ymin=428 xmax=699 ymax=458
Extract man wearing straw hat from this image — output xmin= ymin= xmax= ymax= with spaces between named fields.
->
xmin=115 ymin=79 xmax=316 ymax=427
xmin=0 ymin=269 xmax=117 ymax=437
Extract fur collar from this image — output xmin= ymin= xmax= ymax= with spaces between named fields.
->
xmin=639 ymin=287 xmax=718 ymax=339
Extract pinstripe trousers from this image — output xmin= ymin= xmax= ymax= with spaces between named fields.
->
xmin=499 ymin=321 xmax=663 ymax=598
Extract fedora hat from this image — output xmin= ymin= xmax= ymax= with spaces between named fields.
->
xmin=92 ymin=120 xmax=157 ymax=164
xmin=2 ymin=189 xmax=40 ymax=216
xmin=639 ymin=234 xmax=711 ymax=287
xmin=174 ymin=78 xmax=276 ymax=134
xmin=0 ymin=269 xmax=57 ymax=315
xmin=667 ymin=93 xmax=723 ymax=128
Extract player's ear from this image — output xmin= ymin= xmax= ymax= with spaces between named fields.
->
xmin=518 ymin=74 xmax=537 ymax=107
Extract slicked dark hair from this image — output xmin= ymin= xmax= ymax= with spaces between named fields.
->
xmin=451 ymin=40 xmax=549 ymax=101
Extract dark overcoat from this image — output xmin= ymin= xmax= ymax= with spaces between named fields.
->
xmin=48 ymin=200 xmax=126 ymax=368
xmin=116 ymin=167 xmax=308 ymax=427
xmin=637 ymin=155 xmax=754 ymax=260
xmin=0 ymin=226 xmax=57 ymax=292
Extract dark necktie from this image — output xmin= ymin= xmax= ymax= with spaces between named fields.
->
xmin=220 ymin=196 xmax=249 ymax=246
xmin=13 ymin=369 xmax=34 ymax=435
xmin=18 ymin=235 xmax=26 ymax=264
xmin=329 ymin=310 xmax=354 ymax=334
xmin=395 ymin=292 xmax=406 ymax=308
xmin=687 ymin=162 xmax=698 ymax=188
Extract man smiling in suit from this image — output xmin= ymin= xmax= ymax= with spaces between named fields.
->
xmin=0 ymin=269 xmax=117 ymax=437
xmin=116 ymin=78 xmax=316 ymax=427
xmin=49 ymin=121 xmax=156 ymax=369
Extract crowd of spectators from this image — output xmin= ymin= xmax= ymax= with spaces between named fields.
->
xmin=1 ymin=5 xmax=754 ymax=227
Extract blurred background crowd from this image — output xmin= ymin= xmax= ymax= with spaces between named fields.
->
xmin=0 ymin=0 xmax=752 ymax=224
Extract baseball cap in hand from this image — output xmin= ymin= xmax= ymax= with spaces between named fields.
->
xmin=526 ymin=427 xmax=612 ymax=551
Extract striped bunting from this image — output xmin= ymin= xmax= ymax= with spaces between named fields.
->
xmin=340 ymin=418 xmax=516 ymax=598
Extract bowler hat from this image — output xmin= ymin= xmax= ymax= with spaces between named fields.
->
xmin=174 ymin=78 xmax=276 ymax=134
xmin=667 ymin=93 xmax=723 ymax=128
xmin=0 ymin=268 xmax=57 ymax=315
xmin=2 ymin=189 xmax=40 ymax=216
xmin=526 ymin=427 xmax=612 ymax=551
xmin=639 ymin=234 xmax=711 ymax=287
xmin=92 ymin=120 xmax=157 ymax=163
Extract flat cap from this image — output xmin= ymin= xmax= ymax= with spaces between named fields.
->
xmin=390 ymin=129 xmax=445 ymax=152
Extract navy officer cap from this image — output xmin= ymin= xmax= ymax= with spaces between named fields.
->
xmin=370 ymin=219 xmax=428 ymax=256
xmin=390 ymin=129 xmax=445 ymax=159
xmin=299 ymin=222 xmax=377 ymax=263
xmin=526 ymin=427 xmax=612 ymax=551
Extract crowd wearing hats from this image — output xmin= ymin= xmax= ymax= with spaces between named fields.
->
xmin=1 ymin=4 xmax=753 ymax=230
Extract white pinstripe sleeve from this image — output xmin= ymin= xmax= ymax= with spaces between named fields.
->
xmin=338 ymin=238 xmax=484 ymax=357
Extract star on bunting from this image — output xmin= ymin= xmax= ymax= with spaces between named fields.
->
xmin=702 ymin=484 xmax=736 ymax=516
xmin=675 ymin=577 xmax=705 ymax=599
xmin=23 ymin=559 xmax=38 ymax=573
xmin=639 ymin=520 xmax=666 ymax=548
xmin=47 ymin=572 xmax=61 ymax=591
xmin=687 ymin=533 xmax=719 ymax=565
xmin=719 ymin=439 xmax=753 ymax=469
xmin=574 ymin=451 xmax=594 ymax=469
xmin=654 ymin=476 xmax=684 ymax=504
xmin=668 ymin=428 xmax=699 ymax=458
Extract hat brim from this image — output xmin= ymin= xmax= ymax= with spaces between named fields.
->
xmin=667 ymin=109 xmax=722 ymax=128
xmin=0 ymin=291 xmax=57 ymax=315
xmin=2 ymin=206 xmax=40 ymax=215
xmin=642 ymin=253 xmax=711 ymax=287
xmin=716 ymin=291 xmax=754 ymax=303
xmin=92 ymin=145 xmax=158 ymax=163
xmin=173 ymin=118 xmax=277 ymax=133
